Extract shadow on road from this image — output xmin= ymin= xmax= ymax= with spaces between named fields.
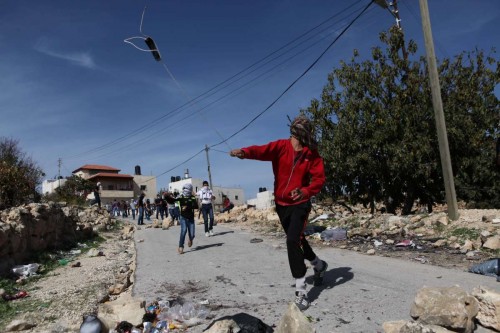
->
xmin=211 ymin=231 xmax=234 ymax=237
xmin=307 ymin=266 xmax=354 ymax=302
xmin=188 ymin=243 xmax=224 ymax=253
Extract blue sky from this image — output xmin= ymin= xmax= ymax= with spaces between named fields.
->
xmin=1 ymin=0 xmax=499 ymax=200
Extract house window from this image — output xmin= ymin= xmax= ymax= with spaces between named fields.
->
xmin=140 ymin=185 xmax=147 ymax=191
xmin=235 ymin=195 xmax=239 ymax=200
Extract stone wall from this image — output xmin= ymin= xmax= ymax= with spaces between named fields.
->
xmin=0 ymin=203 xmax=112 ymax=276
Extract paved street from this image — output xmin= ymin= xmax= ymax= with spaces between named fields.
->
xmin=129 ymin=218 xmax=499 ymax=333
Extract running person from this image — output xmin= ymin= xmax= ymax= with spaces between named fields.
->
xmin=229 ymin=114 xmax=328 ymax=311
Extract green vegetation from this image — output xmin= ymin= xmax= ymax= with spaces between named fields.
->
xmin=0 ymin=137 xmax=44 ymax=209
xmin=0 ymin=234 xmax=106 ymax=328
xmin=42 ymin=175 xmax=95 ymax=206
xmin=304 ymin=26 xmax=499 ymax=212
xmin=450 ymin=227 xmax=481 ymax=240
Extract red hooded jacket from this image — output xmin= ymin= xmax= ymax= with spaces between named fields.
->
xmin=241 ymin=139 xmax=325 ymax=206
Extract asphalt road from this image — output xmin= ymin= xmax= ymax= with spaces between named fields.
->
xmin=130 ymin=218 xmax=499 ymax=333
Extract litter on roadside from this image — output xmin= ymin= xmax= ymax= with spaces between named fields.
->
xmin=2 ymin=290 xmax=29 ymax=301
xmin=12 ymin=263 xmax=40 ymax=278
xmin=320 ymin=228 xmax=347 ymax=241
xmin=395 ymin=239 xmax=414 ymax=247
xmin=468 ymin=258 xmax=499 ymax=281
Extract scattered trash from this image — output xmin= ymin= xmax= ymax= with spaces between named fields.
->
xmin=395 ymin=239 xmax=414 ymax=247
xmin=138 ymin=239 xmax=145 ymax=243
xmin=373 ymin=240 xmax=383 ymax=247
xmin=413 ymin=256 xmax=429 ymax=264
xmin=71 ymin=261 xmax=81 ymax=268
xmin=468 ymin=258 xmax=499 ymax=281
xmin=12 ymin=263 xmax=40 ymax=277
xmin=165 ymin=301 xmax=209 ymax=327
xmin=320 ymin=228 xmax=347 ymax=241
xmin=304 ymin=225 xmax=326 ymax=236
xmin=79 ymin=314 xmax=103 ymax=333
xmin=2 ymin=290 xmax=29 ymax=301
xmin=58 ymin=259 xmax=70 ymax=266
xmin=310 ymin=213 xmax=333 ymax=223
xmin=115 ymin=321 xmax=135 ymax=333
xmin=70 ymin=249 xmax=82 ymax=255
xmin=199 ymin=299 xmax=210 ymax=305
xmin=250 ymin=238 xmax=263 ymax=243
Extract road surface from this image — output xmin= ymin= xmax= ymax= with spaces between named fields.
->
xmin=130 ymin=219 xmax=498 ymax=333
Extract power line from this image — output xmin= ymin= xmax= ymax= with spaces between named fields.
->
xmin=146 ymin=0 xmax=375 ymax=182
xmin=210 ymin=0 xmax=375 ymax=148
xmin=63 ymin=1 xmax=367 ymax=160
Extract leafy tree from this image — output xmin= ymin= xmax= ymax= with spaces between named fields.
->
xmin=43 ymin=175 xmax=95 ymax=206
xmin=304 ymin=26 xmax=499 ymax=213
xmin=0 ymin=137 xmax=45 ymax=209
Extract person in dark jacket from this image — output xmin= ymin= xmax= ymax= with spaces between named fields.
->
xmin=166 ymin=183 xmax=198 ymax=254
xmin=229 ymin=114 xmax=328 ymax=311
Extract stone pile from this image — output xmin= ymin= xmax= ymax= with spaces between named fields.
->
xmin=383 ymin=286 xmax=500 ymax=333
xmin=216 ymin=205 xmax=500 ymax=255
xmin=0 ymin=203 xmax=116 ymax=276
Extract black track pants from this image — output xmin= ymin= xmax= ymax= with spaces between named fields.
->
xmin=276 ymin=201 xmax=316 ymax=278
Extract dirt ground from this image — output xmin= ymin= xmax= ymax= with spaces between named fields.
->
xmin=1 ymin=208 xmax=498 ymax=332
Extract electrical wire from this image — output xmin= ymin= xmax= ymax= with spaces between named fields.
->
xmin=210 ymin=0 xmax=375 ymax=149
xmin=65 ymin=1 xmax=375 ymax=183
xmin=76 ymin=6 xmax=369 ymax=162
xmin=63 ymin=0 xmax=367 ymax=160
xmin=143 ymin=0 xmax=376 ymax=182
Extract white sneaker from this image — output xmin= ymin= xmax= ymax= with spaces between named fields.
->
xmin=209 ymin=230 xmax=214 ymax=236
xmin=205 ymin=232 xmax=209 ymax=237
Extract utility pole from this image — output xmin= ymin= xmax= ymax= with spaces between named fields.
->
xmin=419 ymin=0 xmax=459 ymax=220
xmin=374 ymin=0 xmax=408 ymax=60
xmin=58 ymin=158 xmax=62 ymax=188
xmin=205 ymin=144 xmax=213 ymax=190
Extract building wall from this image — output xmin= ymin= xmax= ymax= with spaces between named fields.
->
xmin=133 ymin=175 xmax=157 ymax=201
xmin=247 ymin=190 xmax=275 ymax=210
xmin=41 ymin=179 xmax=67 ymax=195
xmin=168 ymin=177 xmax=245 ymax=211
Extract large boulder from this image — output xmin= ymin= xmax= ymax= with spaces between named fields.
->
xmin=471 ymin=286 xmax=500 ymax=331
xmin=410 ymin=286 xmax=479 ymax=333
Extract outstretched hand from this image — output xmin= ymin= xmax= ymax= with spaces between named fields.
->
xmin=229 ymin=149 xmax=245 ymax=159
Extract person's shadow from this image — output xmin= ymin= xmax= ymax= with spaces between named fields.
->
xmin=211 ymin=231 xmax=234 ymax=237
xmin=188 ymin=243 xmax=224 ymax=253
xmin=306 ymin=266 xmax=354 ymax=302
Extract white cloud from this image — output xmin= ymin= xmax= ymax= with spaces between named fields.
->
xmin=34 ymin=38 xmax=96 ymax=69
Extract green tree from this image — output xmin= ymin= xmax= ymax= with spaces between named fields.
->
xmin=0 ymin=137 xmax=45 ymax=209
xmin=43 ymin=175 xmax=95 ymax=206
xmin=304 ymin=27 xmax=499 ymax=213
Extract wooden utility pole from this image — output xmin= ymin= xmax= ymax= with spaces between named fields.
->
xmin=58 ymin=158 xmax=62 ymax=188
xmin=205 ymin=145 xmax=213 ymax=189
xmin=419 ymin=0 xmax=459 ymax=220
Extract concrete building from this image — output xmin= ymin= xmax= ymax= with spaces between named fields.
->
xmin=247 ymin=189 xmax=275 ymax=210
xmin=71 ymin=164 xmax=157 ymax=204
xmin=167 ymin=169 xmax=245 ymax=212
xmin=41 ymin=178 xmax=67 ymax=195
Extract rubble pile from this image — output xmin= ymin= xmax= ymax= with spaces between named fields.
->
xmin=216 ymin=204 xmax=500 ymax=263
xmin=0 ymin=203 xmax=117 ymax=276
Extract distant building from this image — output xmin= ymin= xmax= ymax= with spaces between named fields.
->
xmin=247 ymin=187 xmax=275 ymax=210
xmin=167 ymin=169 xmax=245 ymax=211
xmin=42 ymin=178 xmax=67 ymax=195
xmin=68 ymin=164 xmax=157 ymax=204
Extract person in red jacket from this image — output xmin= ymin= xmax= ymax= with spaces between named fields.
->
xmin=229 ymin=114 xmax=328 ymax=311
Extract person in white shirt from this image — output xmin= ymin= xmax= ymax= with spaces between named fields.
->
xmin=197 ymin=180 xmax=215 ymax=236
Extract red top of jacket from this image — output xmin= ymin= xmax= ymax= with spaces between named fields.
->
xmin=241 ymin=139 xmax=325 ymax=206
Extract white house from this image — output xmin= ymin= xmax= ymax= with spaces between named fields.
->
xmin=42 ymin=178 xmax=67 ymax=195
xmin=247 ymin=189 xmax=275 ymax=210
